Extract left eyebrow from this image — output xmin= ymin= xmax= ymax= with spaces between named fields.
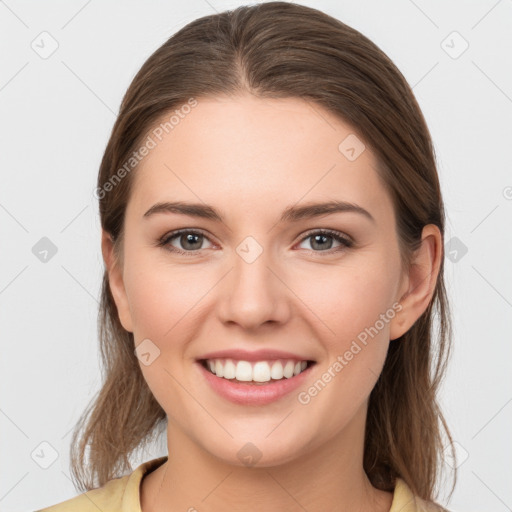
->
xmin=143 ymin=200 xmax=376 ymax=224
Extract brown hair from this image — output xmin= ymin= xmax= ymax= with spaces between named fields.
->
xmin=71 ymin=1 xmax=457 ymax=505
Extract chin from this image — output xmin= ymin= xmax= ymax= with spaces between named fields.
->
xmin=200 ymin=433 xmax=310 ymax=469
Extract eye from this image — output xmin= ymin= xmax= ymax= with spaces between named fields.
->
xmin=157 ymin=229 xmax=214 ymax=255
xmin=157 ymin=228 xmax=353 ymax=256
xmin=297 ymin=229 xmax=353 ymax=253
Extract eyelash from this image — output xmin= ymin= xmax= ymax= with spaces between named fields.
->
xmin=156 ymin=228 xmax=354 ymax=256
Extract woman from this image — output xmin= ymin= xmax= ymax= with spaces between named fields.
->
xmin=38 ymin=2 xmax=457 ymax=510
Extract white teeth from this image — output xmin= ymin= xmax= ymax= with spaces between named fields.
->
xmin=283 ymin=360 xmax=295 ymax=378
xmin=215 ymin=360 xmax=224 ymax=378
xmin=270 ymin=361 xmax=284 ymax=380
xmin=223 ymin=359 xmax=236 ymax=379
xmin=204 ymin=358 xmax=310 ymax=382
xmin=235 ymin=361 xmax=253 ymax=381
xmin=253 ymin=361 xmax=271 ymax=382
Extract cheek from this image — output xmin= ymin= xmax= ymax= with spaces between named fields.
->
xmin=122 ymin=255 xmax=206 ymax=412
xmin=294 ymin=258 xmax=399 ymax=348
xmin=123 ymin=252 xmax=209 ymax=339
xmin=293 ymin=262 xmax=400 ymax=416
xmin=293 ymin=262 xmax=399 ymax=431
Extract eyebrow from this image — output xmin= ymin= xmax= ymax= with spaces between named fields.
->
xmin=143 ymin=200 xmax=375 ymax=224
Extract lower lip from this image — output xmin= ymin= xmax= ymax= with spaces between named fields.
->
xmin=196 ymin=361 xmax=315 ymax=405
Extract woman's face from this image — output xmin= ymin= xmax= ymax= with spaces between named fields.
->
xmin=107 ymin=94 xmax=412 ymax=467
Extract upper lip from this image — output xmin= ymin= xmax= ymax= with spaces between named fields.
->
xmin=197 ymin=348 xmax=315 ymax=362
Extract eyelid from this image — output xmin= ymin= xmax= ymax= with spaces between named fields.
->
xmin=295 ymin=228 xmax=354 ymax=253
xmin=298 ymin=228 xmax=353 ymax=245
xmin=157 ymin=227 xmax=353 ymax=255
xmin=157 ymin=228 xmax=216 ymax=252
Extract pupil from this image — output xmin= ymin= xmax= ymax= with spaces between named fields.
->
xmin=182 ymin=233 xmax=202 ymax=250
xmin=312 ymin=234 xmax=332 ymax=251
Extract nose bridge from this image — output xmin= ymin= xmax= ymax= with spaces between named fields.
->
xmin=218 ymin=234 xmax=288 ymax=327
xmin=233 ymin=233 xmax=277 ymax=301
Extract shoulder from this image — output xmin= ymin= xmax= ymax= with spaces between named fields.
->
xmin=35 ymin=474 xmax=130 ymax=512
xmin=35 ymin=456 xmax=168 ymax=512
xmin=391 ymin=478 xmax=453 ymax=512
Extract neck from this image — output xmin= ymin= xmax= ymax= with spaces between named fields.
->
xmin=140 ymin=405 xmax=393 ymax=512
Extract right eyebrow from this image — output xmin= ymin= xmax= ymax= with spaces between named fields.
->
xmin=143 ymin=199 xmax=376 ymax=224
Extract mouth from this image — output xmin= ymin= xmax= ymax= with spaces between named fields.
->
xmin=196 ymin=356 xmax=317 ymax=405
xmin=198 ymin=358 xmax=317 ymax=386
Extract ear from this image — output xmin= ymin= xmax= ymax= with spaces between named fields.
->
xmin=101 ymin=229 xmax=134 ymax=333
xmin=389 ymin=224 xmax=443 ymax=341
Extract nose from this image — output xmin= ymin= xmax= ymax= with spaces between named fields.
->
xmin=216 ymin=240 xmax=291 ymax=330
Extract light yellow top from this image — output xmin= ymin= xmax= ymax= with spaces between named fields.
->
xmin=36 ymin=456 xmax=447 ymax=511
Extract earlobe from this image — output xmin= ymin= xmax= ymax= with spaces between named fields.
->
xmin=389 ymin=224 xmax=442 ymax=341
xmin=101 ymin=230 xmax=134 ymax=333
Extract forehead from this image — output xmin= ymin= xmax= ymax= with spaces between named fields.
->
xmin=128 ymin=95 xmax=393 ymax=224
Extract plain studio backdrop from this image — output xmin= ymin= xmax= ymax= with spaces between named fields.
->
xmin=0 ymin=1 xmax=511 ymax=511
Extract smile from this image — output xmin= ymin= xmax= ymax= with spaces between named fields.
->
xmin=201 ymin=358 xmax=312 ymax=383
xmin=196 ymin=358 xmax=317 ymax=405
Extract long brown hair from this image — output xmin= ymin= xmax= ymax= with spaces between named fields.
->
xmin=71 ymin=1 xmax=457 ymax=505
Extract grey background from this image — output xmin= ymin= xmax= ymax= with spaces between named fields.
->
xmin=1 ymin=1 xmax=511 ymax=510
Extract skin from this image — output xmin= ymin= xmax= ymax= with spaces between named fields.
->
xmin=102 ymin=94 xmax=442 ymax=512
